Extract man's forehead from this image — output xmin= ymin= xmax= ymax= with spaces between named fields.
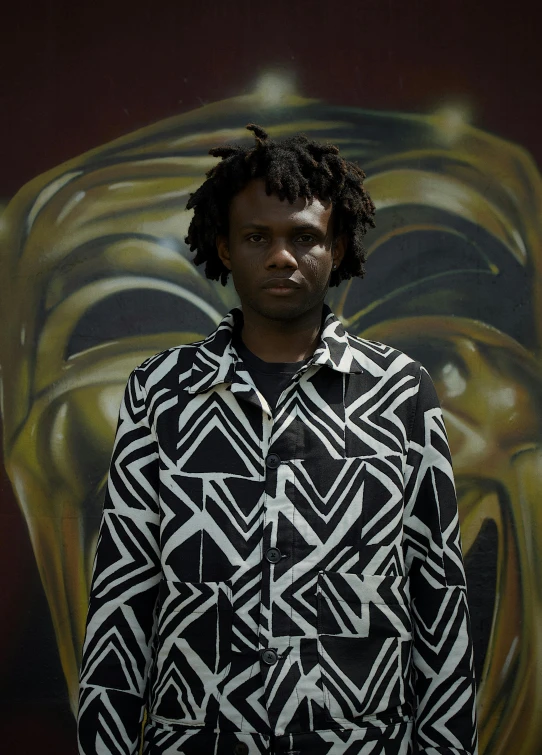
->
xmin=230 ymin=179 xmax=332 ymax=224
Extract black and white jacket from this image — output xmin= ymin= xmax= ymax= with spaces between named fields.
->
xmin=78 ymin=307 xmax=478 ymax=755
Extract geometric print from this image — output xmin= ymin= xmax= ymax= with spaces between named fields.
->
xmin=78 ymin=306 xmax=478 ymax=754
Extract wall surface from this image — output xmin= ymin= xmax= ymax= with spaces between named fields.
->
xmin=1 ymin=1 xmax=541 ymax=753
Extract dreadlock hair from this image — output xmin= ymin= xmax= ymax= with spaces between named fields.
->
xmin=185 ymin=123 xmax=376 ymax=286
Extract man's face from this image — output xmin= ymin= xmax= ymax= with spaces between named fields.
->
xmin=217 ymin=178 xmax=344 ymax=322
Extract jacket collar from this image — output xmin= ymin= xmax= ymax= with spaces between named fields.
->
xmin=187 ymin=305 xmax=364 ymax=395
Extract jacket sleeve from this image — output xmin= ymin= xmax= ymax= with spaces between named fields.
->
xmin=78 ymin=368 xmax=161 ymax=755
xmin=404 ymin=365 xmax=478 ymax=755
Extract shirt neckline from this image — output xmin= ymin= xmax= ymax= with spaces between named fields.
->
xmin=233 ymin=332 xmax=311 ymax=375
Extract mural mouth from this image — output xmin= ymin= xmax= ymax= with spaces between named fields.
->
xmin=463 ymin=517 xmax=498 ymax=683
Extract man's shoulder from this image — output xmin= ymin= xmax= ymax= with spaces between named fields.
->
xmin=342 ymin=327 xmax=422 ymax=377
xmin=131 ymin=338 xmax=207 ymax=388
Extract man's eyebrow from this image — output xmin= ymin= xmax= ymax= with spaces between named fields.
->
xmin=292 ymin=224 xmax=324 ymax=233
xmin=238 ymin=223 xmax=324 ymax=232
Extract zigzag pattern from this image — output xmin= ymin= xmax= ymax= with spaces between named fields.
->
xmin=78 ymin=308 xmax=477 ymax=754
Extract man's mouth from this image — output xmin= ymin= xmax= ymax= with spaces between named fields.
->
xmin=262 ymin=278 xmax=301 ymax=291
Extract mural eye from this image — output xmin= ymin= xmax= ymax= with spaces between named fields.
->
xmin=438 ymin=360 xmax=467 ymax=398
xmin=348 ymin=207 xmax=531 ymax=345
xmin=66 ymin=289 xmax=217 ymax=358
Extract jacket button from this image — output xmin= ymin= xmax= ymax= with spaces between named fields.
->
xmin=261 ymin=648 xmax=278 ymax=665
xmin=234 ymin=744 xmax=249 ymax=755
xmin=265 ymin=547 xmax=282 ymax=563
xmin=266 ymin=453 xmax=281 ymax=469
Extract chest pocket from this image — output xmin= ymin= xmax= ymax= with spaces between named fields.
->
xmin=317 ymin=572 xmax=412 ymax=722
xmin=149 ymin=579 xmax=232 ymax=725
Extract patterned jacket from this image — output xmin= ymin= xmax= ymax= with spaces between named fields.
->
xmin=78 ymin=307 xmax=478 ymax=755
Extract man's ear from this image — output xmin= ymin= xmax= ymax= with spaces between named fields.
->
xmin=216 ymin=235 xmax=232 ymax=270
xmin=332 ymin=234 xmax=347 ymax=269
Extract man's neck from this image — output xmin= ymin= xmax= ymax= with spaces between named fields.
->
xmin=240 ymin=306 xmax=324 ymax=363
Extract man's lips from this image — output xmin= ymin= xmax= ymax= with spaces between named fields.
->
xmin=262 ymin=278 xmax=301 ymax=290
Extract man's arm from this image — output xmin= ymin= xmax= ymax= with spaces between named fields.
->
xmin=78 ymin=368 xmax=161 ymax=755
xmin=404 ymin=366 xmax=478 ymax=755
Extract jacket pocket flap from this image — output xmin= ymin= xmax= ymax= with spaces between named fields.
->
xmin=319 ymin=572 xmax=410 ymax=605
xmin=317 ymin=573 xmax=411 ymax=637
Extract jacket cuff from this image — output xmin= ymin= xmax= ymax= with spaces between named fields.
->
xmin=78 ymin=685 xmax=144 ymax=755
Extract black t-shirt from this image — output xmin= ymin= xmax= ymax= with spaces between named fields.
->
xmin=233 ymin=334 xmax=309 ymax=411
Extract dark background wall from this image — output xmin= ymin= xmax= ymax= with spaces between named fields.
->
xmin=2 ymin=0 xmax=541 ymax=198
xmin=1 ymin=1 xmax=541 ymax=753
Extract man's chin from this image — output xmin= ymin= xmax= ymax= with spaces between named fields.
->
xmin=251 ymin=300 xmax=320 ymax=322
xmin=245 ymin=290 xmax=328 ymax=323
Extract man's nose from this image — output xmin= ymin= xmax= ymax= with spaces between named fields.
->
xmin=265 ymin=239 xmax=298 ymax=268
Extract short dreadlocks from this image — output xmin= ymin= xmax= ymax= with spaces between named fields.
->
xmin=185 ymin=124 xmax=376 ymax=286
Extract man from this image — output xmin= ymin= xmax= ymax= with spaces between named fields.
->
xmin=78 ymin=124 xmax=478 ymax=754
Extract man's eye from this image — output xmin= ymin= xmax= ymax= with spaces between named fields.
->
xmin=247 ymin=234 xmax=265 ymax=243
xmin=297 ymin=234 xmax=315 ymax=243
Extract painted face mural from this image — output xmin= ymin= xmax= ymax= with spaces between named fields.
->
xmin=0 ymin=85 xmax=541 ymax=755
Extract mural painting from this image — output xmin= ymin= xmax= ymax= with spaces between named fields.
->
xmin=1 ymin=80 xmax=541 ymax=754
